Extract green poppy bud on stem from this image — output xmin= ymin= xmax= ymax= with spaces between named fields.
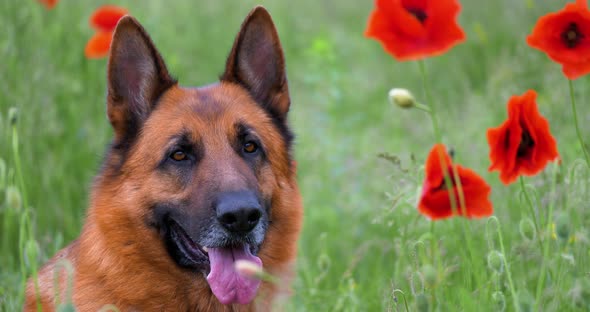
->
xmin=8 ymin=107 xmax=18 ymax=126
xmin=235 ymin=260 xmax=263 ymax=279
xmin=24 ymin=239 xmax=40 ymax=268
xmin=487 ymin=250 xmax=504 ymax=273
xmin=517 ymin=290 xmax=533 ymax=312
xmin=234 ymin=260 xmax=278 ymax=283
xmin=555 ymin=214 xmax=570 ymax=242
xmin=5 ymin=186 xmax=22 ymax=211
xmin=388 ymin=88 xmax=432 ymax=113
xmin=415 ymin=293 xmax=429 ymax=312
xmin=389 ymin=88 xmax=416 ymax=109
xmin=492 ymin=291 xmax=506 ymax=312
xmin=519 ymin=218 xmax=536 ymax=242
xmin=421 ymin=264 xmax=437 ymax=288
xmin=0 ymin=158 xmax=6 ymax=189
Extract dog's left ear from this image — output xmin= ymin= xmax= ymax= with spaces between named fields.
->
xmin=221 ymin=6 xmax=290 ymax=122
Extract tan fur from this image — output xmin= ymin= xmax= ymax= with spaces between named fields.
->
xmin=25 ymin=7 xmax=302 ymax=312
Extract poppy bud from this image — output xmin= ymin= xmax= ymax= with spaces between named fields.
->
xmin=415 ymin=293 xmax=429 ymax=312
xmin=4 ymin=186 xmax=22 ymax=211
xmin=24 ymin=239 xmax=40 ymax=268
xmin=555 ymin=214 xmax=570 ymax=242
xmin=8 ymin=107 xmax=18 ymax=126
xmin=389 ymin=88 xmax=416 ymax=109
xmin=572 ymin=278 xmax=590 ymax=308
xmin=519 ymin=218 xmax=536 ymax=242
xmin=0 ymin=158 xmax=6 ymax=189
xmin=518 ymin=290 xmax=534 ymax=312
xmin=487 ymin=250 xmax=504 ymax=273
xmin=421 ymin=264 xmax=437 ymax=288
xmin=492 ymin=291 xmax=506 ymax=312
xmin=235 ymin=259 xmax=264 ymax=279
xmin=317 ymin=253 xmax=331 ymax=273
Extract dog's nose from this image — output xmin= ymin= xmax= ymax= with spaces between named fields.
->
xmin=216 ymin=191 xmax=263 ymax=234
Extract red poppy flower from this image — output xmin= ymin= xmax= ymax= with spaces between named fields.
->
xmin=90 ymin=5 xmax=129 ymax=32
xmin=85 ymin=31 xmax=114 ymax=59
xmin=365 ymin=0 xmax=466 ymax=61
xmin=418 ymin=144 xmax=493 ymax=220
xmin=527 ymin=0 xmax=590 ymax=79
xmin=37 ymin=0 xmax=58 ymax=10
xmin=487 ymin=90 xmax=559 ymax=185
xmin=85 ymin=5 xmax=127 ymax=59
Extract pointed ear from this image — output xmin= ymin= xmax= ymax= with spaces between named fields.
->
xmin=107 ymin=16 xmax=176 ymax=147
xmin=221 ymin=6 xmax=290 ymax=122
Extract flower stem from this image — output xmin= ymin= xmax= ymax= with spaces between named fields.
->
xmin=519 ymin=177 xmax=543 ymax=252
xmin=418 ymin=60 xmax=442 ymax=143
xmin=418 ymin=60 xmax=481 ymax=298
xmin=534 ymin=162 xmax=559 ymax=310
xmin=488 ymin=217 xmax=521 ymax=312
xmin=568 ymin=79 xmax=590 ymax=167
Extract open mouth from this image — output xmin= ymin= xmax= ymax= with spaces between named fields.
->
xmin=166 ymin=219 xmax=263 ymax=305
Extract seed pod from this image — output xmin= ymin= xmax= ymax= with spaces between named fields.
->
xmin=4 ymin=185 xmax=22 ymax=211
xmin=8 ymin=107 xmax=18 ymax=125
xmin=235 ymin=259 xmax=263 ymax=279
xmin=555 ymin=214 xmax=570 ymax=242
xmin=415 ymin=293 xmax=429 ymax=312
xmin=487 ymin=250 xmax=504 ymax=274
xmin=491 ymin=291 xmax=506 ymax=312
xmin=518 ymin=218 xmax=536 ymax=242
xmin=421 ymin=264 xmax=437 ymax=288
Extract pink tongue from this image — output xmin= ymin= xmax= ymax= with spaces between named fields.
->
xmin=206 ymin=245 xmax=262 ymax=305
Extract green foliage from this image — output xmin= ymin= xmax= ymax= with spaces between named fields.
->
xmin=1 ymin=0 xmax=589 ymax=311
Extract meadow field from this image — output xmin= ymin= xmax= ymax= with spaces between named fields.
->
xmin=1 ymin=0 xmax=589 ymax=311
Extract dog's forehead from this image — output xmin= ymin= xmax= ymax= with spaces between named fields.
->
xmin=156 ymin=83 xmax=264 ymax=120
xmin=142 ymin=83 xmax=272 ymax=143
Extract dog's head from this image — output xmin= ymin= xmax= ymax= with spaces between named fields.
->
xmin=96 ymin=7 xmax=296 ymax=305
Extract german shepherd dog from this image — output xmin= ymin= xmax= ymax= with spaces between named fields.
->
xmin=25 ymin=6 xmax=302 ymax=311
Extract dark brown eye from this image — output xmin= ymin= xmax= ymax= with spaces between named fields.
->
xmin=171 ymin=150 xmax=187 ymax=161
xmin=243 ymin=141 xmax=258 ymax=154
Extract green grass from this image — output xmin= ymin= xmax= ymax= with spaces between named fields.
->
xmin=1 ymin=0 xmax=590 ymax=311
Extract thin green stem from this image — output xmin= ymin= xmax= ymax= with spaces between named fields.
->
xmin=451 ymin=165 xmax=480 ymax=290
xmin=497 ymin=224 xmax=520 ymax=312
xmin=568 ymin=80 xmax=590 ymax=167
xmin=419 ymin=60 xmax=448 ymax=309
xmin=535 ymin=162 xmax=559 ymax=310
xmin=418 ymin=60 xmax=480 ymax=302
xmin=418 ymin=60 xmax=442 ymax=143
xmin=12 ymin=123 xmax=40 ymax=311
xmin=488 ymin=217 xmax=521 ymax=312
xmin=519 ymin=177 xmax=543 ymax=252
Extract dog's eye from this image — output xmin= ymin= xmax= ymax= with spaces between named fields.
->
xmin=243 ymin=141 xmax=258 ymax=154
xmin=170 ymin=150 xmax=188 ymax=161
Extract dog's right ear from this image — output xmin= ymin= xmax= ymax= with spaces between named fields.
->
xmin=106 ymin=16 xmax=176 ymax=148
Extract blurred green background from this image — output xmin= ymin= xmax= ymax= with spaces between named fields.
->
xmin=1 ymin=0 xmax=589 ymax=311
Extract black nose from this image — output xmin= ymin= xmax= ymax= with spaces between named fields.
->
xmin=216 ymin=191 xmax=263 ymax=234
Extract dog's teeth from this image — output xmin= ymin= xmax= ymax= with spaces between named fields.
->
xmin=202 ymin=246 xmax=208 ymax=253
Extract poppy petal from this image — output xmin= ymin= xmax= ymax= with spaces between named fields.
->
xmin=37 ymin=0 xmax=58 ymax=9
xmin=424 ymin=143 xmax=453 ymax=187
xmin=561 ymin=59 xmax=590 ymax=79
xmin=85 ymin=32 xmax=113 ymax=59
xmin=90 ymin=5 xmax=128 ymax=32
